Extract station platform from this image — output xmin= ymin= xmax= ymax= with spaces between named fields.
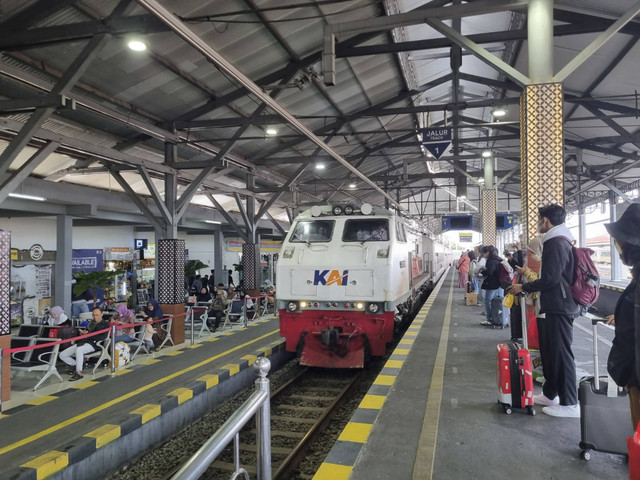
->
xmin=0 ymin=314 xmax=288 ymax=480
xmin=315 ymin=269 xmax=629 ymax=480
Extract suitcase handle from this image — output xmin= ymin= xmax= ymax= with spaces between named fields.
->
xmin=591 ymin=319 xmax=600 ymax=390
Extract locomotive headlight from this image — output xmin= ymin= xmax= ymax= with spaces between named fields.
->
xmin=355 ymin=302 xmax=365 ymax=310
xmin=287 ymin=302 xmax=298 ymax=312
xmin=283 ymin=247 xmax=295 ymax=259
xmin=368 ymin=303 xmax=380 ymax=313
xmin=377 ymin=247 xmax=389 ymax=258
xmin=299 ymin=300 xmax=308 ymax=309
xmin=344 ymin=205 xmax=354 ymax=215
xmin=332 ymin=205 xmax=343 ymax=215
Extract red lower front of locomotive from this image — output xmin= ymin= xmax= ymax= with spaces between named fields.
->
xmin=279 ymin=309 xmax=394 ymax=368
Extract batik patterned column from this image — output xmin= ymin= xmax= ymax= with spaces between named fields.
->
xmin=242 ymin=243 xmax=260 ymax=290
xmin=157 ymin=239 xmax=186 ymax=344
xmin=157 ymin=239 xmax=186 ymax=304
xmin=481 ymin=188 xmax=497 ymax=247
xmin=0 ymin=231 xmax=11 ymax=401
xmin=520 ymin=83 xmax=564 ymax=243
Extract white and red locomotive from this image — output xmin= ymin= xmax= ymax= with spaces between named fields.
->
xmin=277 ymin=203 xmax=452 ymax=368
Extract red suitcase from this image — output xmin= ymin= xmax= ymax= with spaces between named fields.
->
xmin=497 ymin=342 xmax=535 ymax=415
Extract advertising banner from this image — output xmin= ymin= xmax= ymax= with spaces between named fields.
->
xmin=72 ymin=249 xmax=103 ymax=273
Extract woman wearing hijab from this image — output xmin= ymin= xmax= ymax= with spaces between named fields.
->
xmin=48 ymin=306 xmax=71 ymax=327
xmin=605 ymin=204 xmax=640 ymax=429
xmin=196 ymin=286 xmax=212 ymax=304
xmin=113 ymin=304 xmax=136 ymax=343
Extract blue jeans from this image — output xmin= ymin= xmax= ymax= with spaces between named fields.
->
xmin=114 ymin=335 xmax=135 ymax=343
xmin=484 ymin=288 xmax=507 ymax=325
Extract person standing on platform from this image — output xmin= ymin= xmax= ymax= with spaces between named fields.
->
xmin=228 ymin=269 xmax=235 ymax=288
xmin=474 ymin=246 xmax=487 ymax=313
xmin=467 ymin=251 xmax=478 ymax=292
xmin=479 ymin=246 xmax=502 ymax=327
xmin=508 ymin=204 xmax=580 ymax=418
xmin=603 ymin=204 xmax=640 ymax=428
xmin=457 ymin=251 xmax=470 ymax=289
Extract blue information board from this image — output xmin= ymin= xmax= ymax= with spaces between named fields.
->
xmin=441 ymin=215 xmax=473 ymax=231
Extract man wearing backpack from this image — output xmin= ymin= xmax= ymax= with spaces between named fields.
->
xmin=508 ymin=204 xmax=581 ymax=418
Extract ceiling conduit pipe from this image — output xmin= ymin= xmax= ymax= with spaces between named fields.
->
xmin=136 ymin=0 xmax=407 ymax=215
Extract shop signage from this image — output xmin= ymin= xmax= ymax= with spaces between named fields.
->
xmin=105 ymin=247 xmax=133 ymax=261
xmin=12 ymin=247 xmax=56 ymax=262
xmin=72 ymin=249 xmax=104 ymax=273
xmin=227 ymin=240 xmax=282 ymax=253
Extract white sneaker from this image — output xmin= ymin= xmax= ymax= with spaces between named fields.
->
xmin=533 ymin=393 xmax=559 ymax=407
xmin=542 ymin=404 xmax=580 ymax=418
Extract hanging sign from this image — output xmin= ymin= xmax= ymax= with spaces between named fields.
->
xmin=422 ymin=127 xmax=452 ymax=159
xmin=459 ymin=233 xmax=473 ymax=243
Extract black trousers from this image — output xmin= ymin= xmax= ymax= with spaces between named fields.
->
xmin=538 ymin=314 xmax=578 ymax=405
xmin=207 ymin=310 xmax=223 ymax=330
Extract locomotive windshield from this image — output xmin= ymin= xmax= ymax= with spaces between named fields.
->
xmin=342 ymin=219 xmax=389 ymax=242
xmin=289 ymin=220 xmax=335 ymax=243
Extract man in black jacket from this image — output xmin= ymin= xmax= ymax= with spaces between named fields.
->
xmin=509 ymin=204 xmax=580 ymax=418
xmin=479 ymin=246 xmax=505 ymax=327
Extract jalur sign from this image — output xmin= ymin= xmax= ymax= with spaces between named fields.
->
xmin=422 ymin=127 xmax=452 ymax=160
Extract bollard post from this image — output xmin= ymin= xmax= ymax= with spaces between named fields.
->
xmin=254 ymin=357 xmax=271 ymax=480
xmin=110 ymin=323 xmax=117 ymax=374
xmin=190 ymin=307 xmax=195 ymax=346
xmin=242 ymin=297 xmax=248 ymax=327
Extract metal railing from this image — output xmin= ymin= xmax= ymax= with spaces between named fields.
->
xmin=171 ymin=357 xmax=272 ymax=480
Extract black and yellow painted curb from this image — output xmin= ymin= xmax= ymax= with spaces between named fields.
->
xmin=1 ymin=317 xmax=277 ymax=418
xmin=312 ymin=274 xmax=447 ymax=480
xmin=600 ymin=283 xmax=625 ymax=293
xmin=9 ymin=337 xmax=286 ymax=480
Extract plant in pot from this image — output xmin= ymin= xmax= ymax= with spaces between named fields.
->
xmin=72 ymin=270 xmax=125 ymax=306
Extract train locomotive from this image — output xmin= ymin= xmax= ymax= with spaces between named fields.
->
xmin=277 ymin=203 xmax=453 ymax=368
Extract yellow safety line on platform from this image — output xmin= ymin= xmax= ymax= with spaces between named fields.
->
xmin=0 ymin=329 xmax=280 ymax=456
xmin=412 ymin=271 xmax=454 ymax=480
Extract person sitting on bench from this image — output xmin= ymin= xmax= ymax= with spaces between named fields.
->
xmin=60 ymin=307 xmax=110 ymax=381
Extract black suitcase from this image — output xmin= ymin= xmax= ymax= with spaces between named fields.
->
xmin=579 ymin=318 xmax=633 ymax=461
xmin=510 ymin=299 xmax=522 ymax=341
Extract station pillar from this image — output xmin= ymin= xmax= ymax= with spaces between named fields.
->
xmin=520 ymin=83 xmax=564 ymax=243
xmin=242 ymin=242 xmax=261 ymax=297
xmin=157 ymin=239 xmax=186 ymax=345
xmin=481 ymin=188 xmax=497 ymax=248
xmin=0 ymin=231 xmax=10 ymax=402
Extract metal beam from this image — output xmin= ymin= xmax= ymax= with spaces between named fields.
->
xmin=0 ymin=34 xmax=109 ymax=175
xmin=0 ymin=94 xmax=73 ymax=113
xmin=234 ymin=192 xmax=251 ymax=231
xmin=554 ymin=1 xmax=640 ymax=82
xmin=137 ymin=166 xmax=171 ymax=224
xmin=137 ymin=0 xmax=408 ymax=214
xmin=0 ymin=141 xmax=59 ymax=204
xmin=425 ymin=18 xmax=530 ymax=86
xmin=0 ymin=15 xmax=168 ymax=50
xmin=266 ymin=211 xmax=287 ymax=237
xmin=108 ymin=167 xmax=163 ymax=231
xmin=205 ymin=193 xmax=246 ymax=240
xmin=254 ymin=164 xmax=307 ymax=223
xmin=603 ymin=180 xmax=635 ymax=204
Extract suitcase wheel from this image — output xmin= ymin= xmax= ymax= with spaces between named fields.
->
xmin=503 ymin=405 xmax=512 ymax=415
xmin=580 ymin=450 xmax=591 ymax=461
xmin=526 ymin=406 xmax=536 ymax=416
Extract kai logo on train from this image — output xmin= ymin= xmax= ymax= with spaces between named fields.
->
xmin=313 ymin=269 xmax=349 ymax=286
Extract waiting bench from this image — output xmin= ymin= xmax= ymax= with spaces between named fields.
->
xmin=11 ymin=337 xmax=63 ymax=391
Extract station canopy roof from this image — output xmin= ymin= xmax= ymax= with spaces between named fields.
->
xmin=0 ymin=0 xmax=638 ymax=235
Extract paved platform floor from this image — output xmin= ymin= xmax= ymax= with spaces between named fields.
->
xmin=350 ymin=270 xmax=627 ymax=480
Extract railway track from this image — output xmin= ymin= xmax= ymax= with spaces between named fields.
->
xmin=160 ymin=367 xmax=362 ymax=480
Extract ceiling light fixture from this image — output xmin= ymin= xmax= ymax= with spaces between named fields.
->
xmin=481 ymin=150 xmax=492 ymax=158
xmin=491 ymin=107 xmax=507 ymax=118
xmin=315 ymin=163 xmax=325 ymax=170
xmin=204 ymin=220 xmax=221 ymax=224
xmin=8 ymin=193 xmax=46 ymax=201
xmin=349 ymin=183 xmax=357 ymax=189
xmin=265 ymin=126 xmax=278 ymax=136
xmin=127 ymin=38 xmax=147 ymax=51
